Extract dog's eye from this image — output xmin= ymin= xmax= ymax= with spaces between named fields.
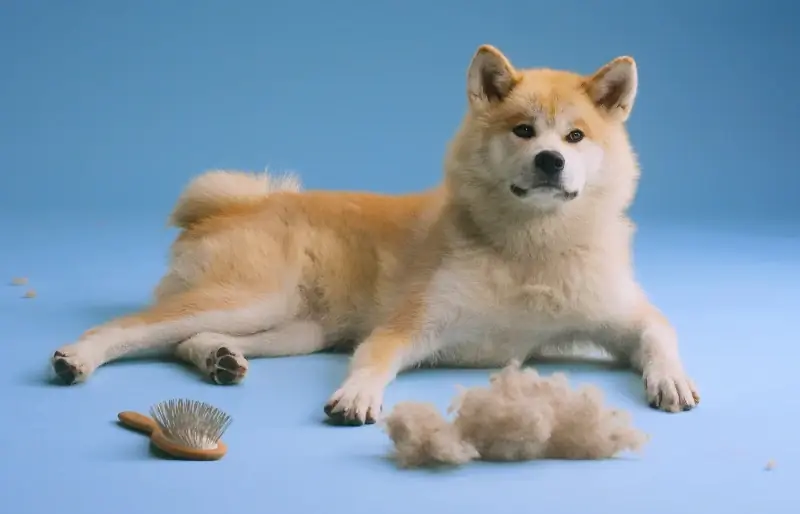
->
xmin=565 ymin=129 xmax=584 ymax=143
xmin=512 ymin=124 xmax=535 ymax=139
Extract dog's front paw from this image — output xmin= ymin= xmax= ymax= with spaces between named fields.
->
xmin=324 ymin=370 xmax=386 ymax=426
xmin=644 ymin=365 xmax=700 ymax=413
xmin=51 ymin=349 xmax=91 ymax=385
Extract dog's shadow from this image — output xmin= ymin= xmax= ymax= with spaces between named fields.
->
xmin=32 ymin=355 xmax=201 ymax=388
xmin=521 ymin=355 xmax=647 ymax=406
xmin=397 ymin=353 xmax=647 ymax=409
xmin=360 ymin=447 xmax=644 ymax=474
xmin=32 ymin=302 xmax=648 ymax=406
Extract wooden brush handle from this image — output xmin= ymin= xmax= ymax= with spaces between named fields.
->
xmin=117 ymin=410 xmax=228 ymax=460
xmin=118 ymin=411 xmax=158 ymax=434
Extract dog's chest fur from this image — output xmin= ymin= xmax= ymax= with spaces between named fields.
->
xmin=426 ymin=226 xmax=639 ymax=365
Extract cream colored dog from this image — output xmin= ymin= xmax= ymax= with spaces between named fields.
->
xmin=51 ymin=45 xmax=699 ymax=425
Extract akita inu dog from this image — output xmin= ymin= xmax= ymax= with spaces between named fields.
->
xmin=51 ymin=45 xmax=699 ymax=425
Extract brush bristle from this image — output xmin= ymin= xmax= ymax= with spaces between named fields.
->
xmin=149 ymin=398 xmax=233 ymax=450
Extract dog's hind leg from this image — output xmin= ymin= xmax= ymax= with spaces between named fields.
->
xmin=50 ymin=285 xmax=298 ymax=384
xmin=174 ymin=320 xmax=327 ymax=384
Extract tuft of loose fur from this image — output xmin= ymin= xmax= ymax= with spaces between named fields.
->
xmin=383 ymin=362 xmax=648 ymax=468
xmin=381 ymin=403 xmax=480 ymax=468
xmin=168 ymin=169 xmax=302 ymax=228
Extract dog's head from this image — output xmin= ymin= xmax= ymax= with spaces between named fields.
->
xmin=446 ymin=45 xmax=640 ymax=214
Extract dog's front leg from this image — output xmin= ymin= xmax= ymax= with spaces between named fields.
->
xmin=324 ymin=302 xmax=449 ymax=426
xmin=636 ymin=302 xmax=701 ymax=412
xmin=605 ymin=299 xmax=700 ymax=413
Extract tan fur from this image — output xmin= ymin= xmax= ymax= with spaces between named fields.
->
xmin=52 ymin=171 xmax=444 ymax=385
xmin=51 ymin=45 xmax=698 ymax=425
xmin=384 ymin=361 xmax=648 ymax=468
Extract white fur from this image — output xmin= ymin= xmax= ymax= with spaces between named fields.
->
xmin=175 ymin=321 xmax=326 ymax=384
xmin=494 ymin=108 xmax=606 ymax=210
xmin=54 ymin=294 xmax=297 ymax=382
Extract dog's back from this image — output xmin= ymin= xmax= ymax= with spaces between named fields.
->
xmin=157 ymin=170 xmax=442 ymax=340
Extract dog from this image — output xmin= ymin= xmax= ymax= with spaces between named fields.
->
xmin=51 ymin=45 xmax=699 ymax=424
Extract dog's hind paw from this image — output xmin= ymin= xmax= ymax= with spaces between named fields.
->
xmin=206 ymin=346 xmax=248 ymax=385
xmin=51 ymin=350 xmax=90 ymax=385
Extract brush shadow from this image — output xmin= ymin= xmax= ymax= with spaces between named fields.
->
xmin=91 ymin=443 xmax=158 ymax=461
xmin=112 ymin=419 xmax=218 ymax=461
xmin=81 ymin=421 xmax=156 ymax=461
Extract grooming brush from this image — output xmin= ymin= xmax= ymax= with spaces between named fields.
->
xmin=117 ymin=398 xmax=233 ymax=460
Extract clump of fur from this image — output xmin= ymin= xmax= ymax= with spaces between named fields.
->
xmin=383 ymin=362 xmax=648 ymax=468
xmin=169 ymin=169 xmax=302 ymax=228
xmin=382 ymin=403 xmax=480 ymax=468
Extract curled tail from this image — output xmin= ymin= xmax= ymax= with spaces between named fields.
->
xmin=168 ymin=169 xmax=302 ymax=228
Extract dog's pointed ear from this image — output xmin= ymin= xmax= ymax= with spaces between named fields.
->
xmin=467 ymin=45 xmax=521 ymax=107
xmin=584 ymin=56 xmax=638 ymax=121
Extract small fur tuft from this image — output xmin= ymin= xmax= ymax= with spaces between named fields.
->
xmin=383 ymin=362 xmax=648 ymax=468
xmin=382 ymin=403 xmax=479 ymax=468
xmin=168 ymin=169 xmax=302 ymax=228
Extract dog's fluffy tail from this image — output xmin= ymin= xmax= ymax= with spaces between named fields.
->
xmin=168 ymin=169 xmax=302 ymax=229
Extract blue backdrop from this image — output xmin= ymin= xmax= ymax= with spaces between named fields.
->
xmin=1 ymin=2 xmax=798 ymax=514
xmin=3 ymin=0 xmax=798 ymax=227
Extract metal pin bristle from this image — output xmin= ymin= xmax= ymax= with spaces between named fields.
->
xmin=149 ymin=399 xmax=233 ymax=450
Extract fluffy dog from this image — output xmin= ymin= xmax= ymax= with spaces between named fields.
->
xmin=51 ymin=45 xmax=699 ymax=423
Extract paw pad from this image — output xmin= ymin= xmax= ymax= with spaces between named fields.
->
xmin=207 ymin=347 xmax=248 ymax=385
xmin=52 ymin=351 xmax=81 ymax=385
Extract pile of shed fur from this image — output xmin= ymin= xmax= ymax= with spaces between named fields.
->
xmin=383 ymin=361 xmax=648 ymax=468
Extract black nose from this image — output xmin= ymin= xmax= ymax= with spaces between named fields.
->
xmin=534 ymin=150 xmax=565 ymax=177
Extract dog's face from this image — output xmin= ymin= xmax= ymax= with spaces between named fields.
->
xmin=450 ymin=45 xmax=638 ymax=213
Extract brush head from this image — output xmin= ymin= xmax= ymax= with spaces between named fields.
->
xmin=149 ymin=398 xmax=233 ymax=450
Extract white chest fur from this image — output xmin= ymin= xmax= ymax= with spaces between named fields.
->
xmin=424 ymin=238 xmax=639 ymax=366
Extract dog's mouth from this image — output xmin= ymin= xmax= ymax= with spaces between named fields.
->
xmin=510 ymin=184 xmax=577 ymax=201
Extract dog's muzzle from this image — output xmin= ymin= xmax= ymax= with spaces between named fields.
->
xmin=509 ymin=150 xmax=577 ymax=201
xmin=510 ymin=183 xmax=578 ymax=201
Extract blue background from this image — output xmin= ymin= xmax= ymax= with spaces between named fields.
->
xmin=1 ymin=1 xmax=798 ymax=513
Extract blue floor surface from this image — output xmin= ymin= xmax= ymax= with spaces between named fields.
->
xmin=1 ymin=217 xmax=798 ymax=514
